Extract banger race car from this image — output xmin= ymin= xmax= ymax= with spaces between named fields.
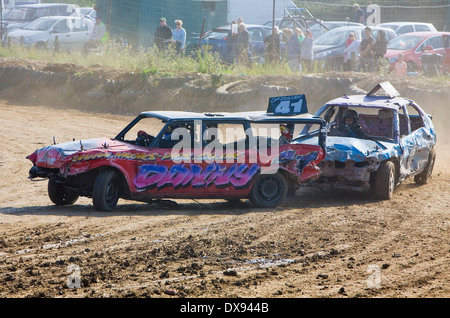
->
xmin=298 ymin=82 xmax=436 ymax=199
xmin=27 ymin=95 xmax=327 ymax=211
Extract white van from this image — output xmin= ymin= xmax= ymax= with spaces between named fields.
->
xmin=8 ymin=15 xmax=93 ymax=50
xmin=2 ymin=3 xmax=79 ymax=32
xmin=1 ymin=1 xmax=41 ymax=12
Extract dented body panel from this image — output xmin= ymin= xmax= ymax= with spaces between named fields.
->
xmin=299 ymin=82 xmax=436 ymax=193
xmin=27 ymin=108 xmax=326 ymax=208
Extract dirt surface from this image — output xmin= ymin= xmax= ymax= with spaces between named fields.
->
xmin=0 ymin=59 xmax=449 ymax=300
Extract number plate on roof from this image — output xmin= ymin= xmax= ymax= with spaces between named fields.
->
xmin=267 ymin=95 xmax=308 ymax=115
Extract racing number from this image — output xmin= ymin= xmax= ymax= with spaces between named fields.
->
xmin=274 ymin=100 xmax=303 ymax=114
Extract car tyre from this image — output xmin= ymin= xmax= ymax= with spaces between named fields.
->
xmin=414 ymin=148 xmax=436 ymax=185
xmin=92 ymin=170 xmax=120 ymax=212
xmin=48 ymin=180 xmax=79 ymax=206
xmin=374 ymin=161 xmax=395 ymax=200
xmin=249 ymin=172 xmax=287 ymax=208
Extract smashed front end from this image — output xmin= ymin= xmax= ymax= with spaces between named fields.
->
xmin=310 ymin=136 xmax=398 ymax=191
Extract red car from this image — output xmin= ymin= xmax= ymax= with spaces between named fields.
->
xmin=385 ymin=31 xmax=450 ymax=73
xmin=27 ymin=96 xmax=327 ymax=211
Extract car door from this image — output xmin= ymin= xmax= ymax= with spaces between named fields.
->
xmin=398 ymin=103 xmax=435 ymax=178
xmin=51 ymin=19 xmax=72 ymax=49
xmin=199 ymin=120 xmax=258 ymax=198
xmin=69 ymin=18 xmax=90 ymax=49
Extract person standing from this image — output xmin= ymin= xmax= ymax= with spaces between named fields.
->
xmin=359 ymin=26 xmax=375 ymax=72
xmin=236 ymin=23 xmax=250 ymax=66
xmin=394 ymin=54 xmax=407 ymax=76
xmin=154 ymin=17 xmax=172 ymax=50
xmin=353 ymin=4 xmax=364 ymax=23
xmin=264 ymin=26 xmax=281 ymax=65
xmin=300 ymin=29 xmax=314 ymax=73
xmin=286 ymin=29 xmax=300 ymax=72
xmin=172 ymin=20 xmax=186 ymax=53
xmin=371 ymin=29 xmax=388 ymax=71
xmin=344 ymin=32 xmax=360 ymax=71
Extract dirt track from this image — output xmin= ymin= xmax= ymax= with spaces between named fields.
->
xmin=0 ymin=99 xmax=448 ymax=299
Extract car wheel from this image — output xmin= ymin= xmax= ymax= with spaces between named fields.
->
xmin=48 ymin=180 xmax=79 ymax=206
xmin=249 ymin=172 xmax=287 ymax=208
xmin=414 ymin=148 xmax=436 ymax=185
xmin=92 ymin=170 xmax=120 ymax=212
xmin=374 ymin=161 xmax=395 ymax=200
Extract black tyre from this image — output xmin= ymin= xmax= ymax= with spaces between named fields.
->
xmin=48 ymin=180 xmax=79 ymax=206
xmin=249 ymin=172 xmax=288 ymax=208
xmin=92 ymin=170 xmax=120 ymax=212
xmin=374 ymin=161 xmax=396 ymax=200
xmin=414 ymin=148 xmax=436 ymax=185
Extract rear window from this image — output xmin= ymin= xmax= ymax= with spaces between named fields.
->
xmin=414 ymin=24 xmax=432 ymax=32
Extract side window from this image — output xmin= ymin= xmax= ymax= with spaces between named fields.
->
xmin=397 ymin=25 xmax=414 ymax=35
xmin=415 ymin=24 xmax=431 ymax=32
xmin=406 ymin=104 xmax=425 ymax=132
xmin=54 ymin=20 xmax=70 ymax=33
xmin=424 ymin=36 xmax=443 ymax=50
xmin=205 ymin=123 xmax=247 ymax=149
xmin=72 ymin=19 xmax=88 ymax=32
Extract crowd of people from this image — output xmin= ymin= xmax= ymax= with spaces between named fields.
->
xmin=149 ymin=10 xmax=406 ymax=76
xmin=154 ymin=17 xmax=186 ymax=53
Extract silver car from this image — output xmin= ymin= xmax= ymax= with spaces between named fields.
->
xmin=8 ymin=16 xmax=94 ymax=50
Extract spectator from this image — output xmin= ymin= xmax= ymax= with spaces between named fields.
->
xmin=264 ymin=26 xmax=281 ymax=65
xmin=394 ymin=54 xmax=407 ymax=76
xmin=359 ymin=26 xmax=375 ymax=72
xmin=83 ymin=14 xmax=107 ymax=54
xmin=353 ymin=4 xmax=364 ymax=23
xmin=286 ymin=29 xmax=300 ymax=72
xmin=236 ymin=23 xmax=250 ymax=66
xmin=344 ymin=32 xmax=360 ymax=71
xmin=154 ymin=17 xmax=172 ymax=50
xmin=300 ymin=29 xmax=314 ymax=73
xmin=172 ymin=20 xmax=186 ymax=53
xmin=371 ymin=30 xmax=388 ymax=71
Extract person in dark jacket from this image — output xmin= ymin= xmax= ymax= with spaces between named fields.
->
xmin=264 ymin=26 xmax=281 ymax=65
xmin=154 ymin=17 xmax=172 ymax=50
xmin=236 ymin=23 xmax=250 ymax=66
xmin=332 ymin=109 xmax=368 ymax=139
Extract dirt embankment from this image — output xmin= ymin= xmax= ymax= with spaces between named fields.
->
xmin=0 ymin=58 xmax=448 ymax=299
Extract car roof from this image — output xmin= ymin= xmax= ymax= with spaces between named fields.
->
xmin=379 ymin=22 xmax=433 ymax=26
xmin=324 ymin=82 xmax=412 ymax=110
xmin=325 ymin=95 xmax=411 ymax=110
xmin=213 ymin=24 xmax=269 ymax=31
xmin=140 ymin=110 xmax=321 ymax=123
xmin=395 ymin=31 xmax=450 ymax=37
xmin=16 ymin=3 xmax=76 ymax=8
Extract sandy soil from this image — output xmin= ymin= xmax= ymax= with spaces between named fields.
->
xmin=0 ymin=97 xmax=448 ymax=300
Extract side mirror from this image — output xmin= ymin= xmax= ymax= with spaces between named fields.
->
xmin=423 ymin=45 xmax=433 ymax=51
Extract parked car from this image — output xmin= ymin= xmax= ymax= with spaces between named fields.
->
xmin=298 ymin=82 xmax=436 ymax=200
xmin=8 ymin=16 xmax=94 ymax=50
xmin=377 ymin=22 xmax=437 ymax=36
xmin=307 ymin=20 xmax=364 ymax=38
xmin=1 ymin=3 xmax=79 ymax=33
xmin=27 ymin=96 xmax=327 ymax=211
xmin=385 ymin=31 xmax=450 ymax=73
xmin=313 ymin=25 xmax=397 ymax=70
xmin=199 ymin=24 xmax=275 ymax=63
